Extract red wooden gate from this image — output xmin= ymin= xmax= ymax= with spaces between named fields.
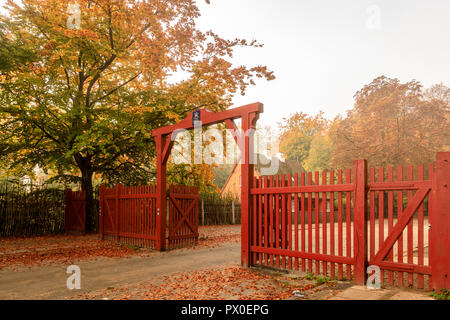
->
xmin=167 ymin=185 xmax=199 ymax=249
xmin=65 ymin=190 xmax=86 ymax=234
xmin=249 ymin=152 xmax=450 ymax=291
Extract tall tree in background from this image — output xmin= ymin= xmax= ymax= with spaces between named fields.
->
xmin=0 ymin=0 xmax=274 ymax=231
xmin=278 ymin=112 xmax=329 ymax=166
xmin=330 ymin=76 xmax=449 ymax=169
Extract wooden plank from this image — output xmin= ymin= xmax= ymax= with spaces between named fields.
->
xmin=264 ymin=176 xmax=269 ymax=266
xmin=250 ymin=246 xmax=355 ymax=265
xmin=300 ymin=173 xmax=306 ymax=272
xmin=322 ymin=171 xmax=328 ymax=275
xmin=345 ymin=169 xmax=352 ymax=280
xmin=387 ymin=166 xmax=394 ymax=284
xmin=308 ymin=172 xmax=313 ymax=273
xmin=337 ymin=170 xmax=343 ymax=279
xmin=269 ymin=175 xmax=274 ymax=267
xmin=378 ymin=167 xmax=385 ymax=284
xmin=250 ymin=184 xmax=354 ymax=194
xmin=315 ymin=171 xmax=320 ymax=274
xmin=397 ymin=166 xmax=404 ymax=286
xmin=294 ymin=173 xmax=299 ymax=270
xmin=330 ymin=170 xmax=335 ymax=278
xmin=258 ymin=177 xmax=263 ymax=265
xmin=370 ymin=260 xmax=432 ymax=275
xmin=281 ymin=175 xmax=286 ymax=269
xmin=287 ymin=174 xmax=293 ymax=270
xmin=370 ymin=168 xmax=376 ymax=260
xmin=275 ymin=175 xmax=280 ymax=268
xmin=407 ymin=166 xmax=414 ymax=286
xmin=417 ymin=165 xmax=424 ymax=289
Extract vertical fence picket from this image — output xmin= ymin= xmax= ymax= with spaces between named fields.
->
xmin=330 ymin=170 xmax=335 ymax=278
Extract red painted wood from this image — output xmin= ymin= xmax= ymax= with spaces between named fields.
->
xmin=353 ymin=159 xmax=367 ymax=285
xmin=281 ymin=174 xmax=286 ymax=269
xmin=314 ymin=171 xmax=320 ymax=274
xmin=300 ymin=173 xmax=306 ymax=272
xmin=337 ymin=170 xmax=343 ymax=279
xmin=253 ymin=177 xmax=258 ymax=264
xmin=275 ymin=175 xmax=280 ymax=268
xmin=407 ymin=165 xmax=414 ymax=286
xmin=308 ymin=172 xmax=313 ymax=273
xmin=370 ymin=168 xmax=376 ymax=260
xmin=269 ymin=175 xmax=274 ymax=267
xmin=378 ymin=167 xmax=385 ymax=283
xmin=322 ymin=171 xmax=328 ymax=275
xmin=251 ymin=246 xmax=354 ymax=265
xmin=397 ymin=166 xmax=403 ymax=286
xmin=345 ymin=168 xmax=352 ymax=280
xmin=294 ymin=173 xmax=299 ymax=270
xmin=258 ymin=177 xmax=263 ymax=265
xmin=431 ymin=152 xmax=450 ymax=291
xmin=264 ymin=176 xmax=269 ymax=266
xmin=387 ymin=166 xmax=394 ymax=284
xmin=417 ymin=165 xmax=424 ymax=289
xmin=287 ymin=174 xmax=293 ymax=269
xmin=428 ymin=163 xmax=435 ymax=290
xmin=330 ymin=170 xmax=335 ymax=278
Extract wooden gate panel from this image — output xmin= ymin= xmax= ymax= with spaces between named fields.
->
xmin=65 ymin=190 xmax=86 ymax=234
xmin=167 ymin=185 xmax=199 ymax=249
xmin=368 ymin=164 xmax=433 ymax=289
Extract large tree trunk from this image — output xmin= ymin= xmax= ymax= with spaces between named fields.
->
xmin=81 ymin=167 xmax=95 ymax=233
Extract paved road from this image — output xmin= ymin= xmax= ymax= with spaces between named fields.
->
xmin=0 ymin=243 xmax=240 ymax=299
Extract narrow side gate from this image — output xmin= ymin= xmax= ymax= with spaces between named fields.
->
xmin=65 ymin=190 xmax=86 ymax=234
xmin=167 ymin=185 xmax=199 ymax=249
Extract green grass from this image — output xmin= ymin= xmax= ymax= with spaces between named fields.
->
xmin=430 ymin=289 xmax=450 ymax=300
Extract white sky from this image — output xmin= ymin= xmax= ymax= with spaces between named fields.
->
xmin=195 ymin=0 xmax=450 ymax=127
xmin=2 ymin=0 xmax=449 ymax=128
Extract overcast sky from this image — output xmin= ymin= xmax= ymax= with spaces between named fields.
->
xmin=195 ymin=0 xmax=450 ymax=128
xmin=1 ymin=0 xmax=449 ymax=128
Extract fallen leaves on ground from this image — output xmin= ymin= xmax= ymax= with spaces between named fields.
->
xmin=76 ymin=265 xmax=317 ymax=300
xmin=0 ymin=225 xmax=241 ymax=270
xmin=0 ymin=235 xmax=154 ymax=271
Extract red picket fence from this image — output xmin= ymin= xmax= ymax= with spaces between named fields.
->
xmin=167 ymin=185 xmax=199 ymax=249
xmin=65 ymin=190 xmax=86 ymax=234
xmin=249 ymin=153 xmax=450 ymax=290
xmin=99 ymin=184 xmax=199 ymax=250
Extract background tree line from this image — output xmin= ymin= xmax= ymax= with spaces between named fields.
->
xmin=279 ymin=76 xmax=449 ymax=171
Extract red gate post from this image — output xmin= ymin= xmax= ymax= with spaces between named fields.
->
xmin=155 ymin=135 xmax=168 ymax=251
xmin=431 ymin=152 xmax=450 ymax=291
xmin=241 ymin=112 xmax=258 ymax=267
xmin=353 ymin=159 xmax=368 ymax=285
xmin=99 ymin=185 xmax=105 ymax=240
xmin=65 ymin=189 xmax=72 ymax=234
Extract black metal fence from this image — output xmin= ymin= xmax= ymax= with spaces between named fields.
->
xmin=199 ymin=193 xmax=241 ymax=226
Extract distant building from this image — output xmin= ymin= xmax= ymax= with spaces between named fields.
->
xmin=220 ymin=154 xmax=304 ymax=201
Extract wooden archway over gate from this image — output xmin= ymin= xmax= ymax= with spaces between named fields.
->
xmin=152 ymin=102 xmax=263 ymax=266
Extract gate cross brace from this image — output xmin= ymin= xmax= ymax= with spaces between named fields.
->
xmin=169 ymin=195 xmax=197 ymax=234
xmin=372 ymin=187 xmax=430 ymax=263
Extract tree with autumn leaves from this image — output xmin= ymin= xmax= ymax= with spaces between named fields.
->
xmin=280 ymin=76 xmax=449 ymax=171
xmin=0 ymin=0 xmax=274 ymax=231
